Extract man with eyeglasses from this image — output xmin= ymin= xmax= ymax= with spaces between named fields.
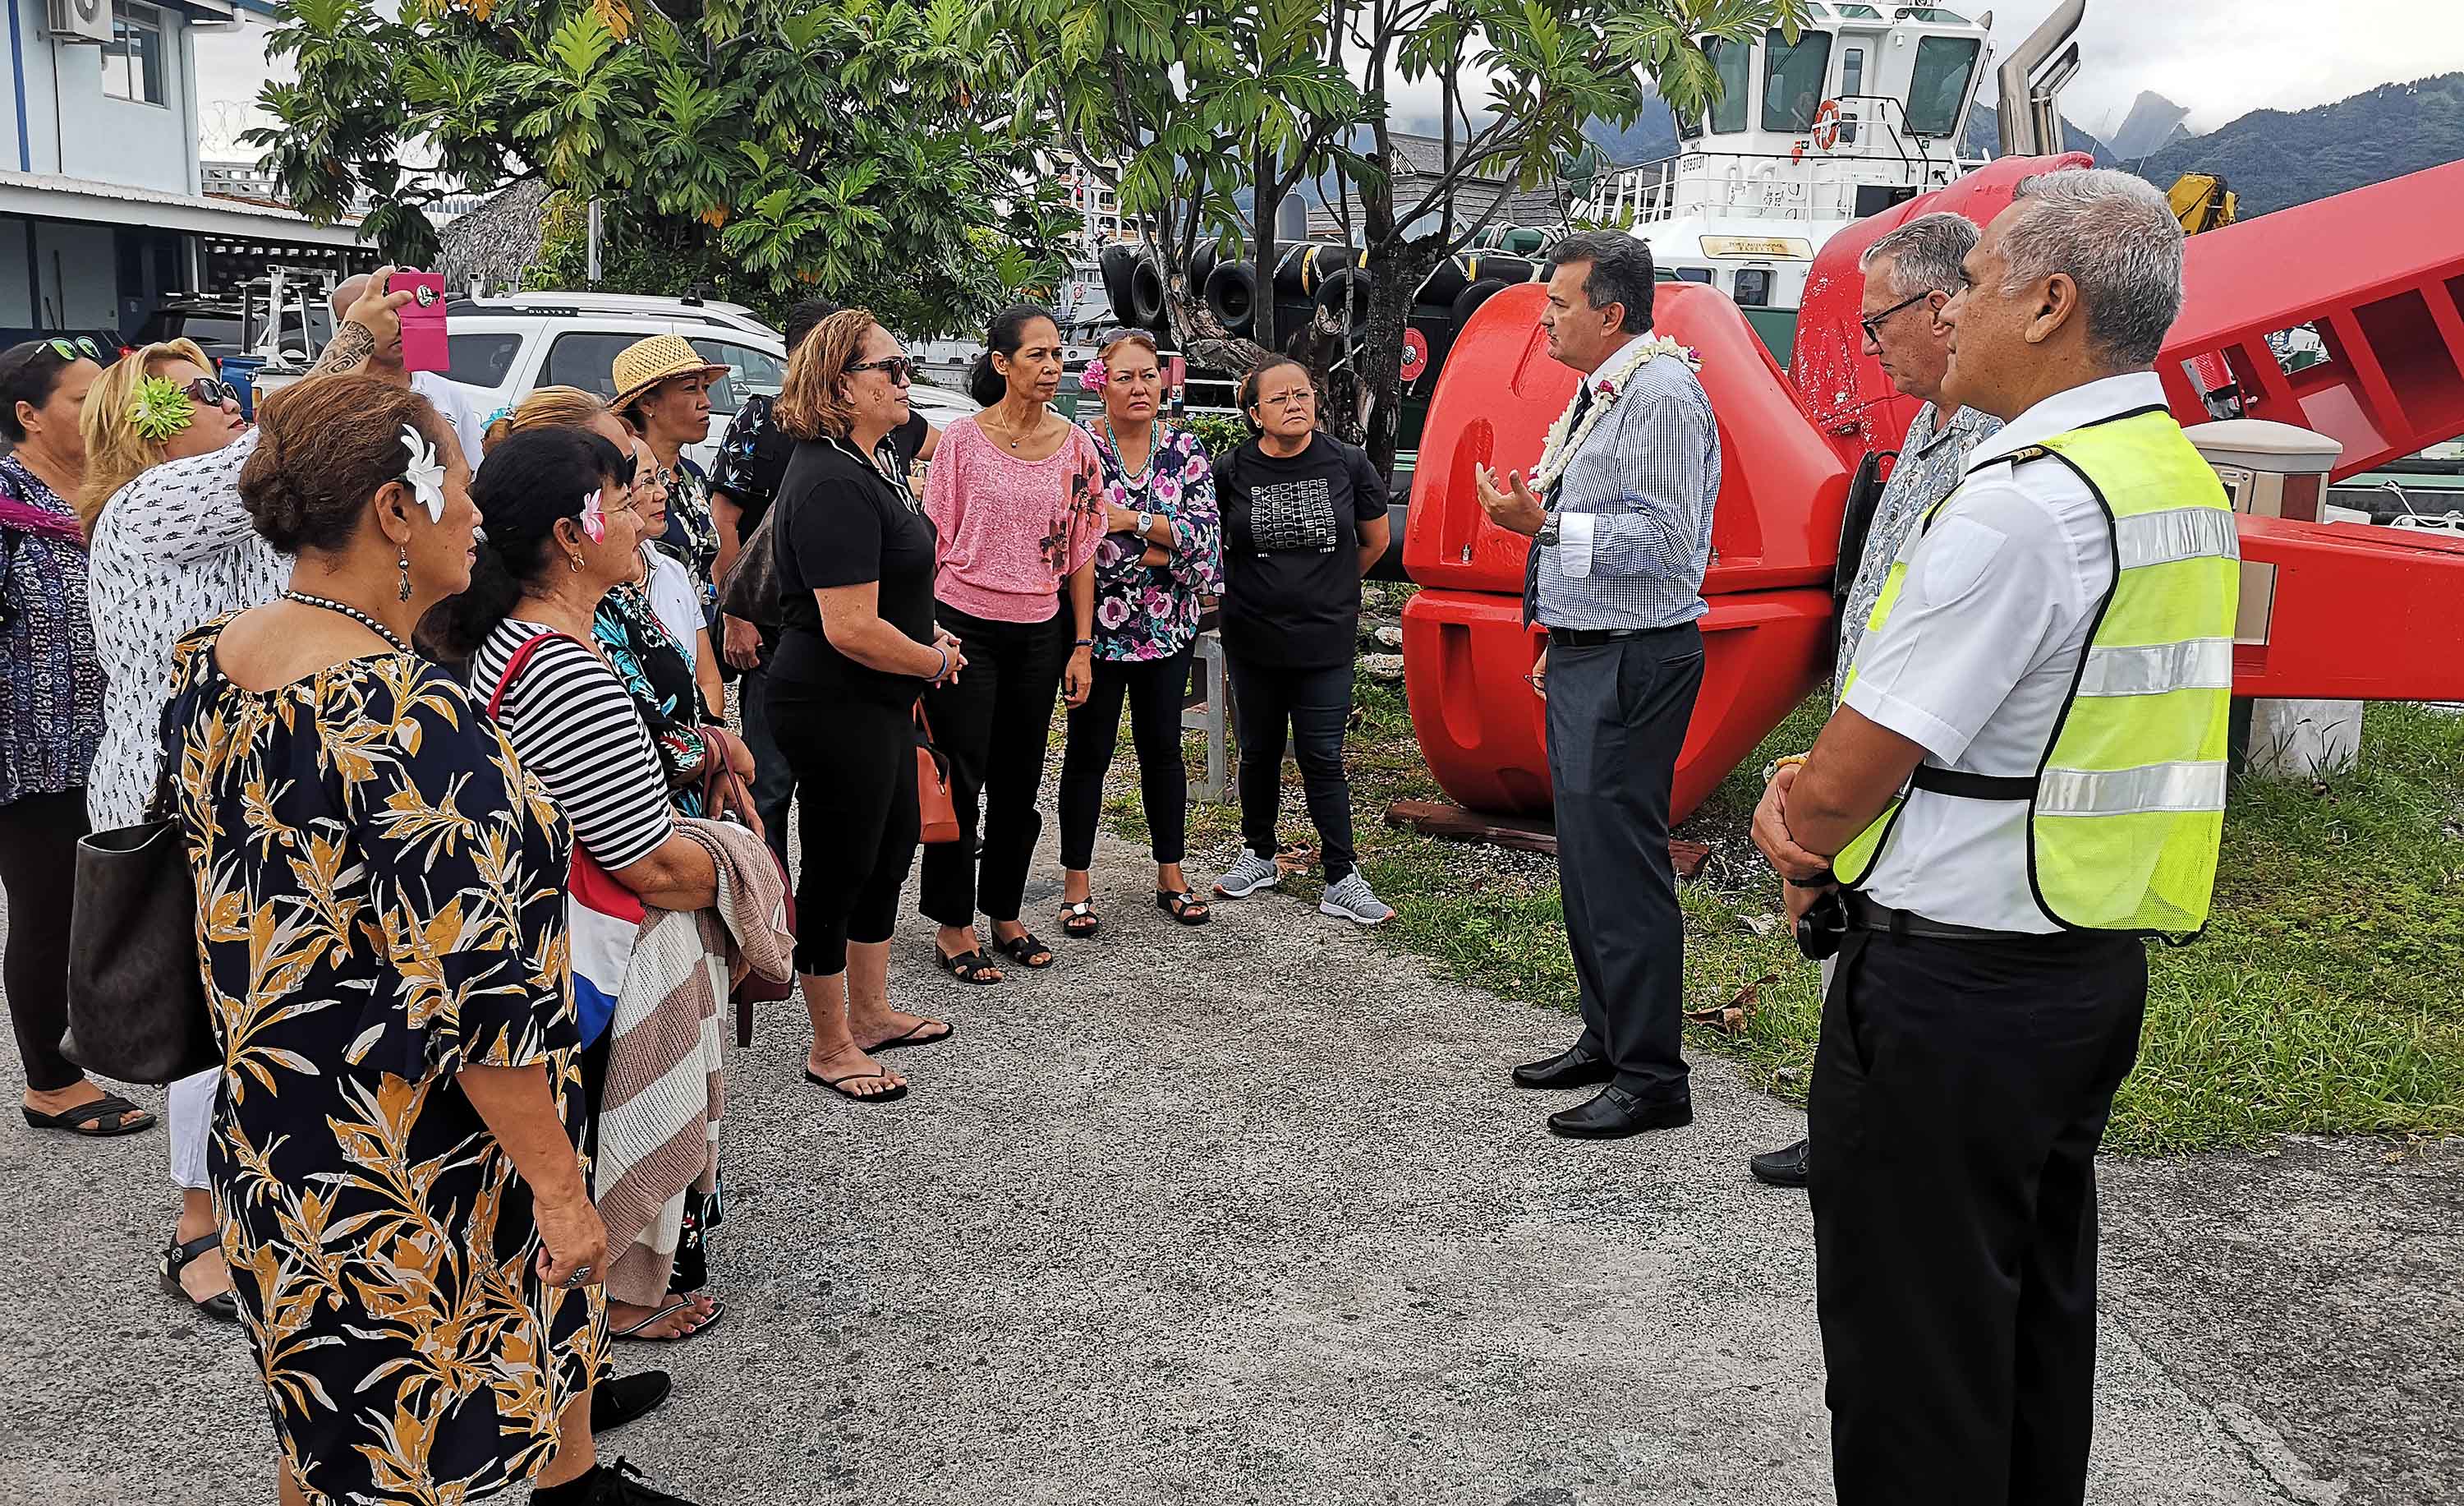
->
xmin=1743 ymin=212 xmax=2002 ymax=1190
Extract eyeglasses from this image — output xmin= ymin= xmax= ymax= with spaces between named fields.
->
xmin=45 ymin=336 xmax=102 ymax=362
xmin=1256 ymin=388 xmax=1315 ymax=408
xmin=1859 ymin=289 xmax=1937 ymax=345
xmin=848 ymin=356 xmax=916 ymax=385
xmin=182 ymin=376 xmax=241 ymax=409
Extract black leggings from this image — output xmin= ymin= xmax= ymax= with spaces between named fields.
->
xmin=1057 ymin=649 xmax=1193 ymax=872
xmin=769 ymin=686 xmax=918 ymax=976
xmin=918 ymin=605 xmax=1068 ymax=927
xmin=1227 ymin=656 xmax=1356 ymax=885
xmin=0 ymin=789 xmax=88 ymax=1092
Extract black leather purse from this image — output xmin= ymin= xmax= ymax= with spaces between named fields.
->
xmin=64 ymin=761 xmax=216 ymax=1085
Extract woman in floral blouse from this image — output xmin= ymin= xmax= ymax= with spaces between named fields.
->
xmin=0 ymin=338 xmax=157 ymax=1140
xmin=1054 ymin=331 xmax=1223 ymax=934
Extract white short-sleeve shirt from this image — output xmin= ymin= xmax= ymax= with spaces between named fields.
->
xmin=642 ymin=546 xmax=706 ymax=659
xmin=411 ymin=371 xmax=490 ymax=470
xmin=1839 ymin=371 xmax=2169 ymax=933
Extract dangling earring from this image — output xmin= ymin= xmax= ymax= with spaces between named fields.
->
xmin=569 ymin=554 xmax=585 ymax=573
xmin=397 ymin=548 xmax=411 ymax=602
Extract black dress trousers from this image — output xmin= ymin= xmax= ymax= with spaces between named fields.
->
xmin=1809 ymin=923 xmax=2149 ymax=1506
xmin=1542 ymin=621 xmax=1703 ymax=1102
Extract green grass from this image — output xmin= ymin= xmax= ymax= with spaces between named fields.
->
xmin=1092 ymin=588 xmax=2464 ymax=1155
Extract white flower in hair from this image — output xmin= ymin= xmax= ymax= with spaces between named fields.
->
xmin=399 ymin=424 xmax=448 ymax=524
xmin=1529 ymin=334 xmax=1703 ymax=495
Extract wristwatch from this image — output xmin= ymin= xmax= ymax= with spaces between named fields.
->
xmin=1136 ymin=509 xmax=1154 ymax=537
xmin=1534 ymin=514 xmax=1561 ymax=547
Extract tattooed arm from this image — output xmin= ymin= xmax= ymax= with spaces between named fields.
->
xmin=307 ymin=265 xmax=415 ymax=379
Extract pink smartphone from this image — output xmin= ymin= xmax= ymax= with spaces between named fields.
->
xmin=388 ymin=270 xmax=448 ymax=372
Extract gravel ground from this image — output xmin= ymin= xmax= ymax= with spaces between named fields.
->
xmin=0 ymin=828 xmax=2453 ymax=1504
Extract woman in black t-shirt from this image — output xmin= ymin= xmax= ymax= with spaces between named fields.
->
xmin=1207 ymin=357 xmax=1395 ymax=927
xmin=768 ymin=309 xmax=963 ymax=1103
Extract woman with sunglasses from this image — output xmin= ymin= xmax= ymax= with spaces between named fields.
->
xmin=79 ymin=339 xmax=259 ymax=1319
xmin=1053 ymin=329 xmax=1223 ymax=937
xmin=0 ymin=336 xmax=156 ymax=1141
xmin=918 ymin=304 xmax=1106 ymax=983
xmin=1207 ymin=356 xmax=1395 ymax=927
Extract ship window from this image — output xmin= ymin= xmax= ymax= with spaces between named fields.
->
xmin=1704 ymin=36 xmax=1752 ymax=134
xmin=1837 ymin=2 xmax=1882 ymax=14
xmin=1734 ymin=269 xmax=1772 ymax=306
xmin=1906 ymin=35 xmax=1981 ymax=136
xmin=1673 ymin=267 xmax=1714 ymax=284
xmin=1763 ymin=29 xmax=1835 ymax=134
xmin=1897 ymin=6 xmax=1969 ymax=20
xmin=1837 ymin=46 xmax=1864 ymax=142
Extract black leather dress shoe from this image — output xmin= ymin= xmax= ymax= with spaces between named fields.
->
xmin=1547 ymin=1085 xmax=1694 ymax=1140
xmin=591 ymin=1370 xmax=673 ymax=1434
xmin=1512 ymin=1043 xmax=1614 ymax=1090
xmin=1749 ymin=1137 xmax=1811 ymax=1188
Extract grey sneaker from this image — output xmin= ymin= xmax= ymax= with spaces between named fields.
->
xmin=1212 ymin=849 xmax=1281 ymax=898
xmin=1321 ymin=873 xmax=1395 ymax=926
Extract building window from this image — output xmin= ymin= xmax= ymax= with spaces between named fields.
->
xmin=102 ymin=2 xmax=166 ymax=107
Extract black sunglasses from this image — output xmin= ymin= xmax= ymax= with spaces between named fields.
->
xmin=1860 ymin=289 xmax=1938 ymax=344
xmin=182 ymin=376 xmax=241 ymax=409
xmin=848 ymin=356 xmax=916 ymax=385
xmin=45 ymin=336 xmax=102 ymax=362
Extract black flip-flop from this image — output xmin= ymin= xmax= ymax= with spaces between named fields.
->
xmin=994 ymin=930 xmax=1055 ymax=969
xmin=1156 ymin=889 xmax=1212 ymax=925
xmin=935 ymin=947 xmax=1004 ymax=985
xmin=1059 ymin=900 xmax=1101 ymax=938
xmin=805 ymin=1067 xmax=910 ymax=1103
xmin=22 ymin=1093 xmax=155 ymax=1138
xmin=612 ymin=1294 xmax=726 ymax=1342
xmin=867 ymin=1019 xmax=954 ymax=1053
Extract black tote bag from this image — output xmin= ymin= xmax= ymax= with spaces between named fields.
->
xmin=63 ymin=765 xmax=216 ymax=1085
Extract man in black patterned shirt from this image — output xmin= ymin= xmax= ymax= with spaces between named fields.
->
xmin=712 ymin=299 xmax=937 ymax=864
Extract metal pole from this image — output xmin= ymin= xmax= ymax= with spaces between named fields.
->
xmin=587 ymin=199 xmax=603 ymax=283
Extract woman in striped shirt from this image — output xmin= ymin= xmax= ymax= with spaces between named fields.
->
xmin=422 ymin=426 xmax=730 ymax=1345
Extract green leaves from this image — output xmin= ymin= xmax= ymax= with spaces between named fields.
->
xmin=254 ymin=0 xmax=1070 ymax=333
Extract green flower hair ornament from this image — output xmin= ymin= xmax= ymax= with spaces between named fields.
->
xmin=129 ymin=375 xmax=196 ymax=443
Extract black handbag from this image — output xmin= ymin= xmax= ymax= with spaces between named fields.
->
xmin=716 ymin=500 xmax=784 ymax=633
xmin=64 ymin=762 xmax=217 ymax=1085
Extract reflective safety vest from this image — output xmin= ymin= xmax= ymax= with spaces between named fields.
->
xmin=1832 ymin=406 xmax=2240 ymax=934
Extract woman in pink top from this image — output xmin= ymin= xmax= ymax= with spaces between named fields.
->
xmin=919 ymin=305 xmax=1104 ymax=981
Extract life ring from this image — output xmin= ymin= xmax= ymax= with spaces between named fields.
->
xmin=1811 ymin=99 xmax=1842 ymax=151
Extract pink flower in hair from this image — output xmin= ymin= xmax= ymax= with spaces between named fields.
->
xmin=577 ymin=488 xmax=607 ymax=544
xmin=1078 ymin=357 xmax=1108 ymax=391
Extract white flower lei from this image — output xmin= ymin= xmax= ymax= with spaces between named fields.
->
xmin=1530 ymin=334 xmax=1702 ymax=493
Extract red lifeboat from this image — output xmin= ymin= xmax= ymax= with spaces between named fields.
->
xmin=1401 ymin=280 xmax=1848 ymax=820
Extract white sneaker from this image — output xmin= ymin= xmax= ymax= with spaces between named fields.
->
xmin=1212 ymin=849 xmax=1281 ymax=898
xmin=1320 ymin=873 xmax=1395 ymax=926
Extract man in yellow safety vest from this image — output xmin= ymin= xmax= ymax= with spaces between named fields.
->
xmin=1751 ymin=168 xmax=2238 ymax=1504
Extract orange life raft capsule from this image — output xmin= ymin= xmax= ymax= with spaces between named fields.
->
xmin=1401 ymin=281 xmax=1849 ymax=821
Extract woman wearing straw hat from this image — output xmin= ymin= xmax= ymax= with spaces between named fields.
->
xmin=610 ymin=335 xmax=729 ymax=637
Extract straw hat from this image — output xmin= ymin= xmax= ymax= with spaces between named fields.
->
xmin=609 ymin=334 xmax=729 ymax=411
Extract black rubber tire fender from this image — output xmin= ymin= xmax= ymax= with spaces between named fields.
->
xmin=1204 ymin=260 xmax=1257 ymax=335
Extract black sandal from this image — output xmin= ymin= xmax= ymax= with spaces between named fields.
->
xmin=161 ymin=1231 xmax=239 ymax=1323
xmin=1156 ymin=889 xmax=1211 ymax=925
xmin=22 ymin=1092 xmax=155 ymax=1137
xmin=1059 ymin=900 xmax=1101 ymax=938
xmin=994 ymin=929 xmax=1055 ymax=969
xmin=935 ymin=947 xmax=1004 ymax=985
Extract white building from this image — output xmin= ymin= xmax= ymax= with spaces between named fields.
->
xmin=0 ymin=0 xmax=368 ymax=339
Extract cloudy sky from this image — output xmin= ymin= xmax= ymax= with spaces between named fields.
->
xmin=194 ymin=0 xmax=2463 ymax=159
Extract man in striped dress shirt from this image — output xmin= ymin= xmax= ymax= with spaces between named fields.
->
xmin=1475 ymin=231 xmax=1721 ymax=1140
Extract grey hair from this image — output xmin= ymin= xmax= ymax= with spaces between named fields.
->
xmin=1550 ymin=231 xmax=1656 ymax=334
xmin=2002 ymin=169 xmax=2186 ymax=368
xmin=1859 ymin=212 xmax=1977 ymax=297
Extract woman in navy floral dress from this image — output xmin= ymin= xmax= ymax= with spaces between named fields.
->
xmin=1053 ymin=331 xmax=1223 ymax=934
xmin=0 ymin=339 xmax=156 ymax=1139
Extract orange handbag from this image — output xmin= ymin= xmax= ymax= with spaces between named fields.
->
xmin=916 ymin=702 xmax=960 ymax=844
